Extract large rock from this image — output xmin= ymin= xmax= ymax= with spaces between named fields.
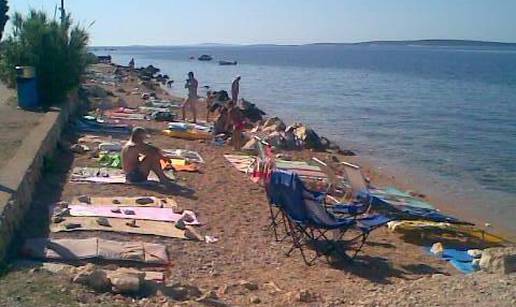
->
xmin=479 ymin=247 xmax=516 ymax=274
xmin=240 ymin=99 xmax=266 ymax=123
xmin=262 ymin=117 xmax=286 ymax=131
xmin=108 ymin=267 xmax=145 ymax=294
xmin=72 ymin=264 xmax=111 ymax=291
xmin=294 ymin=125 xmax=325 ymax=150
xmin=265 ymin=131 xmax=285 ymax=148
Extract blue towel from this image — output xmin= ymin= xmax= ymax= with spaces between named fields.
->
xmin=424 ymin=247 xmax=478 ymax=274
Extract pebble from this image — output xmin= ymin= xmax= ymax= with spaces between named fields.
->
xmin=249 ymin=295 xmax=261 ymax=304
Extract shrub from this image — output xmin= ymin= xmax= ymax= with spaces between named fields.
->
xmin=0 ymin=10 xmax=89 ymax=107
xmin=0 ymin=0 xmax=7 ymax=40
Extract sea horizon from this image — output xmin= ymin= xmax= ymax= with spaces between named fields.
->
xmin=90 ymin=38 xmax=516 ymax=49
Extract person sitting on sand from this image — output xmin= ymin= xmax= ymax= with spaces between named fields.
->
xmin=226 ymin=100 xmax=246 ymax=150
xmin=122 ymin=127 xmax=175 ymax=185
xmin=231 ymin=75 xmax=241 ymax=103
xmin=182 ymin=71 xmax=198 ymax=123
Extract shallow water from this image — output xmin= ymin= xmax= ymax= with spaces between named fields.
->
xmin=103 ymin=44 xmax=516 ymax=233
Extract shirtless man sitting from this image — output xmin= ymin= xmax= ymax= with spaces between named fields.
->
xmin=122 ymin=127 xmax=175 ymax=185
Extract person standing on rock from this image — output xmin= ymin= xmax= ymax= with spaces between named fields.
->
xmin=182 ymin=71 xmax=198 ymax=123
xmin=231 ymin=76 xmax=241 ymax=104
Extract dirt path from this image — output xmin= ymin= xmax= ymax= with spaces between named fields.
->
xmin=0 ymin=82 xmax=44 ymax=170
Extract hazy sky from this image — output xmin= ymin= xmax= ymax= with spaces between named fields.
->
xmin=6 ymin=0 xmax=516 ymax=46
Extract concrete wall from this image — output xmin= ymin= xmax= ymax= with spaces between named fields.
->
xmin=0 ymin=96 xmax=80 ymax=261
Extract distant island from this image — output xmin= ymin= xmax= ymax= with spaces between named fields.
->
xmin=92 ymin=39 xmax=516 ymax=49
xmin=311 ymin=39 xmax=516 ymax=48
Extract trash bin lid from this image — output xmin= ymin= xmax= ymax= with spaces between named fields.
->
xmin=15 ymin=66 xmax=36 ymax=78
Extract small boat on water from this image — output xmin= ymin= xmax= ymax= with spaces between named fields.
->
xmin=218 ymin=60 xmax=238 ymax=66
xmin=189 ymin=56 xmax=195 ymax=60
xmin=198 ymin=54 xmax=213 ymax=61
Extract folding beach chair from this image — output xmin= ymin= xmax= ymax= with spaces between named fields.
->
xmin=265 ymin=152 xmax=366 ymax=241
xmin=319 ymin=162 xmax=372 ymax=216
xmin=340 ymin=162 xmax=369 ymax=200
xmin=267 ymin=170 xmax=392 ymax=265
xmin=252 ymin=137 xmax=290 ymax=241
xmin=338 ymin=162 xmax=467 ymax=224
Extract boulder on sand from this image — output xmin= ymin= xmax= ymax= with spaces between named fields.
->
xmin=479 ymin=247 xmax=516 ymax=274
xmin=72 ymin=264 xmax=111 ymax=292
xmin=293 ymin=124 xmax=326 ymax=151
xmin=108 ymin=267 xmax=145 ymax=293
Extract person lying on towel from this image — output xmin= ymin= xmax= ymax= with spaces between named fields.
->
xmin=122 ymin=127 xmax=175 ymax=185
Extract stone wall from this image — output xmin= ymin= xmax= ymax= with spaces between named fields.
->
xmin=0 ymin=95 xmax=81 ymax=261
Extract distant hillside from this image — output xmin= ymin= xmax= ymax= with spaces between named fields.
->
xmin=312 ymin=39 xmax=516 ymax=48
xmin=92 ymin=39 xmax=516 ymax=49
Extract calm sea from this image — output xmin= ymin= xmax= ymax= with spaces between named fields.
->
xmin=104 ymin=44 xmax=516 ymax=233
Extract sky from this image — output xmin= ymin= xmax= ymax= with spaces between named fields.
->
xmin=5 ymin=0 xmax=516 ymax=46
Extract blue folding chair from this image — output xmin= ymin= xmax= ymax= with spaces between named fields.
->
xmin=267 ymin=170 xmax=392 ymax=265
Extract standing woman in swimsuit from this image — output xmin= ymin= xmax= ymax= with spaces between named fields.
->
xmin=231 ymin=76 xmax=241 ymax=104
xmin=182 ymin=71 xmax=198 ymax=123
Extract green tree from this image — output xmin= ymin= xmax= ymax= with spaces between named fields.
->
xmin=0 ymin=0 xmax=7 ymax=40
xmin=0 ymin=10 xmax=89 ymax=107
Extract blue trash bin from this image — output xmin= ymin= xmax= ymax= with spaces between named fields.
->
xmin=15 ymin=66 xmax=40 ymax=110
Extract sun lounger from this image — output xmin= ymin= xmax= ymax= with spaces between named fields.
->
xmin=22 ymin=238 xmax=169 ymax=264
xmin=387 ymin=220 xmax=506 ymax=245
xmin=71 ymin=196 xmax=177 ymax=207
xmin=274 ymin=160 xmax=324 ymax=172
xmin=267 ymin=170 xmax=392 ymax=265
xmin=370 ymin=187 xmax=434 ymax=210
xmin=162 ymin=129 xmax=212 ymax=140
xmin=50 ymin=217 xmax=186 ymax=239
xmin=338 ymin=162 xmax=466 ymax=224
xmin=274 ymin=159 xmax=329 ymax=180
xmin=68 ymin=205 xmax=200 ymax=224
